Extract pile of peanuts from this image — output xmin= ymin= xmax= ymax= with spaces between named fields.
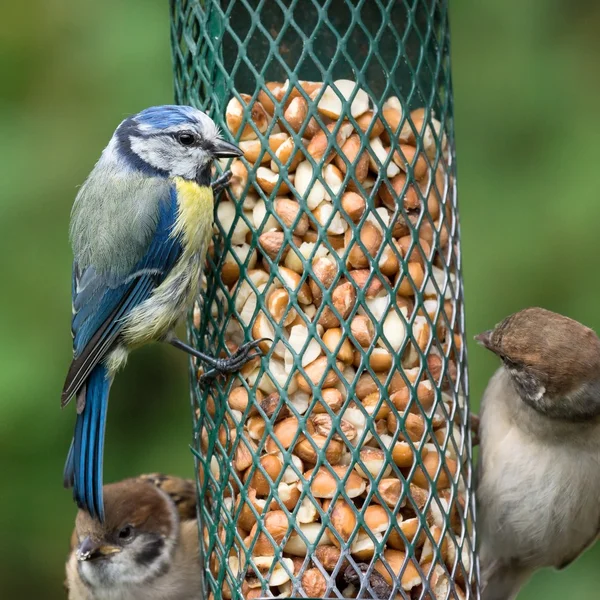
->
xmin=196 ymin=78 xmax=473 ymax=599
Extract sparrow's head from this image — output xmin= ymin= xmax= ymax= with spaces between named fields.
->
xmin=73 ymin=479 xmax=179 ymax=589
xmin=476 ymin=307 xmax=600 ymax=420
xmin=113 ymin=105 xmax=241 ymax=181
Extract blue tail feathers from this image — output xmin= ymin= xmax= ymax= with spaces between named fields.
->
xmin=63 ymin=364 xmax=110 ymax=521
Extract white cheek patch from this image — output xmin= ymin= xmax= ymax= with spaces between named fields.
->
xmin=130 ymin=135 xmax=174 ymax=172
xmin=509 ymin=367 xmax=545 ymax=402
xmin=79 ymin=537 xmax=169 ymax=589
xmin=130 ymin=135 xmax=210 ymax=180
xmin=173 ymin=149 xmax=208 ymax=179
xmin=82 ymin=524 xmax=179 ymax=590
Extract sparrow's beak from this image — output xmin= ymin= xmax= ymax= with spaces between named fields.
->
xmin=77 ymin=537 xmax=121 ymax=562
xmin=474 ymin=330 xmax=493 ymax=350
xmin=213 ymin=138 xmax=243 ymax=158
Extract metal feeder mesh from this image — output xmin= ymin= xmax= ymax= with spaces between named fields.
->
xmin=170 ymin=0 xmax=478 ymax=599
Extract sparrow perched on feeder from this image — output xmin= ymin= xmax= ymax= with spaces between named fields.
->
xmin=65 ymin=474 xmax=200 ymax=600
xmin=475 ymin=307 xmax=600 ymax=600
xmin=62 ymin=105 xmax=263 ymax=521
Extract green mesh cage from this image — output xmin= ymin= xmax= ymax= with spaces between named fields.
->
xmin=170 ymin=1 xmax=478 ymax=599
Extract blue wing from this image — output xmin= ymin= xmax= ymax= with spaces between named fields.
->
xmin=61 ymin=185 xmax=182 ymax=406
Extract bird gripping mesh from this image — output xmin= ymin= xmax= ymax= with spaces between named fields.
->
xmin=170 ymin=1 xmax=478 ymax=599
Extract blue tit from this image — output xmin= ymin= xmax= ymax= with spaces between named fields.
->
xmin=62 ymin=105 xmax=261 ymax=521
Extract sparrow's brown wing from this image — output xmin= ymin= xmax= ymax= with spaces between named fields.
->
xmin=137 ymin=473 xmax=197 ymax=521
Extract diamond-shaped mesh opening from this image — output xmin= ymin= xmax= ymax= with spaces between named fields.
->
xmin=172 ymin=0 xmax=478 ymax=599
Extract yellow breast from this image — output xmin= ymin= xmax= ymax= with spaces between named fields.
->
xmin=172 ymin=177 xmax=214 ymax=253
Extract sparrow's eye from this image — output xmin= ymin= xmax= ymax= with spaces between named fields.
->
xmin=118 ymin=525 xmax=134 ymax=540
xmin=176 ymin=132 xmax=196 ymax=146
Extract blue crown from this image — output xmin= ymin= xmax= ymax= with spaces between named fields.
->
xmin=134 ymin=105 xmax=202 ymax=129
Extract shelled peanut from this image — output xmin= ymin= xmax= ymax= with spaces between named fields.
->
xmin=198 ymin=79 xmax=473 ymax=599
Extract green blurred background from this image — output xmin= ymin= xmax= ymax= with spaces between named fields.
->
xmin=1 ymin=0 xmax=600 ymax=597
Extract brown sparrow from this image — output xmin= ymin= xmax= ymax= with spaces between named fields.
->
xmin=65 ymin=474 xmax=200 ymax=600
xmin=475 ymin=308 xmax=600 ymax=600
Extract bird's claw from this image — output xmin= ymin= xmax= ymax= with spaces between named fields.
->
xmin=199 ymin=339 xmax=268 ymax=384
xmin=211 ymin=170 xmax=233 ymax=195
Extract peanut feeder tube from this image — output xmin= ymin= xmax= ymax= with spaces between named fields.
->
xmin=171 ymin=0 xmax=478 ymax=598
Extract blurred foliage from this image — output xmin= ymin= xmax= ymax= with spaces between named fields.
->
xmin=1 ymin=0 xmax=600 ymax=597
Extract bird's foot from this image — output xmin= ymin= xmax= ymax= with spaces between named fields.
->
xmin=211 ymin=170 xmax=233 ymax=195
xmin=167 ymin=336 xmax=268 ymax=383
xmin=199 ymin=339 xmax=268 ymax=384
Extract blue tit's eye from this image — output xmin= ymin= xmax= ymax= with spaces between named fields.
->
xmin=176 ymin=132 xmax=197 ymax=147
xmin=118 ymin=525 xmax=134 ymax=540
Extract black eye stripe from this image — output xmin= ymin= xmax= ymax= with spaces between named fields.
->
xmin=137 ymin=129 xmax=213 ymax=151
xmin=141 ymin=129 xmax=211 ymax=147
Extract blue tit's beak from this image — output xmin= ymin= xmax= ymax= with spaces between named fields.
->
xmin=213 ymin=138 xmax=242 ymax=158
xmin=77 ymin=536 xmax=121 ymax=562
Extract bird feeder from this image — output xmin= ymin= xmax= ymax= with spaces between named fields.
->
xmin=170 ymin=0 xmax=479 ymax=598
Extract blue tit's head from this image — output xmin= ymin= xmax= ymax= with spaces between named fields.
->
xmin=113 ymin=105 xmax=241 ymax=182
